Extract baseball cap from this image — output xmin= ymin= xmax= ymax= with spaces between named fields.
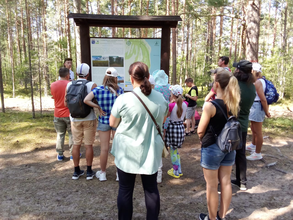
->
xmin=252 ymin=63 xmax=262 ymax=72
xmin=76 ymin=63 xmax=90 ymax=77
xmin=233 ymin=60 xmax=252 ymax=72
xmin=105 ymin=67 xmax=118 ymax=77
xmin=169 ymin=85 xmax=183 ymax=96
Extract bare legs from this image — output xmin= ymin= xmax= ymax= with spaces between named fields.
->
xmin=203 ymin=166 xmax=233 ymax=219
xmin=186 ymin=119 xmax=191 ymax=133
xmin=250 ymin=121 xmax=263 ymax=153
xmin=99 ymin=130 xmax=115 ymax=171
xmin=72 ymin=144 xmax=93 ymax=167
xmin=218 ymin=166 xmax=233 ymax=219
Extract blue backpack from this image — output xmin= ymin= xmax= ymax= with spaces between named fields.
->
xmin=261 ymin=76 xmax=279 ymax=105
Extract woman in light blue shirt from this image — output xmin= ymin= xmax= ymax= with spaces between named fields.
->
xmin=110 ymin=62 xmax=168 ymax=220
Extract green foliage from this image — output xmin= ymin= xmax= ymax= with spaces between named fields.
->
xmin=207 ymin=0 xmax=229 ymax=7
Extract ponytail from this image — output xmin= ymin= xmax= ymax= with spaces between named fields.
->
xmin=222 ymin=76 xmax=240 ymax=117
xmin=176 ymin=95 xmax=183 ymax=118
xmin=215 ymin=70 xmax=240 ymax=117
xmin=140 ymin=77 xmax=152 ymax=96
xmin=129 ymin=62 xmax=152 ymax=96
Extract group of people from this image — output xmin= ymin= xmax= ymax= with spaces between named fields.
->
xmin=50 ymin=56 xmax=270 ymax=220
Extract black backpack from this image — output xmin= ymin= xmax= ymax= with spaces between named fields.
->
xmin=66 ymin=80 xmax=92 ymax=118
xmin=210 ymin=101 xmax=242 ymax=153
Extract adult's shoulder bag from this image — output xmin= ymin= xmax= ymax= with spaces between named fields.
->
xmin=210 ymin=101 xmax=242 ymax=153
xmin=66 ymin=80 xmax=92 ymax=118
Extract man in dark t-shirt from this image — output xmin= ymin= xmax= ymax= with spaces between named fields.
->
xmin=184 ymin=78 xmax=198 ymax=135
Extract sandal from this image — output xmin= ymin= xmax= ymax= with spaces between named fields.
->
xmin=190 ymin=130 xmax=196 ymax=134
xmin=185 ymin=132 xmax=191 ymax=136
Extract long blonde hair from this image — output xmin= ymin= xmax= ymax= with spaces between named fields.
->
xmin=103 ymin=75 xmax=119 ymax=93
xmin=215 ymin=70 xmax=240 ymax=117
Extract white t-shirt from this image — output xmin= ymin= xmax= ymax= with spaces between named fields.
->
xmin=169 ymin=101 xmax=188 ymax=121
xmin=66 ymin=78 xmax=96 ymax=122
xmin=59 ymin=70 xmax=75 ymax=81
xmin=254 ymin=78 xmax=266 ymax=101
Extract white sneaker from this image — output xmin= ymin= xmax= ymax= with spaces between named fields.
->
xmin=96 ymin=170 xmax=107 ymax=182
xmin=116 ymin=172 xmax=119 ymax=182
xmin=246 ymin=152 xmax=263 ymax=161
xmin=157 ymin=170 xmax=162 ymax=183
xmin=246 ymin=143 xmax=256 ymax=152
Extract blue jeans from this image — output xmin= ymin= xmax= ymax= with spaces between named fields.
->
xmin=54 ymin=117 xmax=73 ymax=155
xmin=117 ymin=168 xmax=160 ymax=220
xmin=201 ymin=143 xmax=236 ymax=170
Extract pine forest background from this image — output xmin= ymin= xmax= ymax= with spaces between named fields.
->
xmin=0 ymin=0 xmax=292 ymax=113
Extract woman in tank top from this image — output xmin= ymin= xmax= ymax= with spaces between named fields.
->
xmin=246 ymin=63 xmax=271 ymax=161
xmin=197 ymin=68 xmax=240 ymax=220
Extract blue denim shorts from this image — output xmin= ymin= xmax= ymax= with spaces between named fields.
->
xmin=97 ymin=122 xmax=116 ymax=132
xmin=201 ymin=143 xmax=236 ymax=170
xmin=249 ymin=101 xmax=265 ymax=122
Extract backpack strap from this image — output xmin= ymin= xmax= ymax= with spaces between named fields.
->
xmin=211 ymin=100 xmax=228 ymax=121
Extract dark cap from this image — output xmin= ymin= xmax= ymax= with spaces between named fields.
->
xmin=233 ymin=60 xmax=252 ymax=72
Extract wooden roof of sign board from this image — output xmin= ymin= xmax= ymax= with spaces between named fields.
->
xmin=68 ymin=13 xmax=181 ymax=28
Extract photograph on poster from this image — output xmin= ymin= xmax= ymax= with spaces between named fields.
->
xmin=92 ymin=56 xmax=109 ymax=67
xmin=109 ymin=56 xmax=124 ymax=67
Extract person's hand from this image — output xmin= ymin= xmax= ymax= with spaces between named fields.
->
xmin=266 ymin=112 xmax=271 ymax=118
xmin=185 ymin=94 xmax=190 ymax=98
xmin=99 ymin=109 xmax=106 ymax=116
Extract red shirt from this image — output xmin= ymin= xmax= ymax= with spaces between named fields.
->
xmin=50 ymin=80 xmax=70 ymax=117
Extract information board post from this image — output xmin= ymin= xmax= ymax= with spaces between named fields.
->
xmin=161 ymin=26 xmax=171 ymax=76
xmin=80 ymin=25 xmax=91 ymax=80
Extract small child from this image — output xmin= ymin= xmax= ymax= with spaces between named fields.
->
xmin=166 ymin=85 xmax=188 ymax=178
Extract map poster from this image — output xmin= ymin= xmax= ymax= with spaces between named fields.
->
xmin=90 ymin=38 xmax=161 ymax=91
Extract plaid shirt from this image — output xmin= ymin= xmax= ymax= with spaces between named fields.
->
xmin=92 ymin=85 xmax=124 ymax=124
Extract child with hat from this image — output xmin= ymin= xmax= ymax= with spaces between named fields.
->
xmin=165 ymin=85 xmax=188 ymax=178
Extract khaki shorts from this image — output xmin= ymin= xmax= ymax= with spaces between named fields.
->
xmin=71 ymin=120 xmax=97 ymax=145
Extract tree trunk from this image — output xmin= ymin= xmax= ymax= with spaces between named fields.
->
xmin=272 ymin=4 xmax=278 ymax=55
xmin=20 ymin=0 xmax=27 ymax=61
xmin=15 ymin=4 xmax=22 ymax=65
xmin=212 ymin=7 xmax=216 ymax=63
xmin=0 ymin=47 xmax=5 ymax=113
xmin=122 ymin=0 xmax=125 ymax=37
xmin=185 ymin=16 xmax=190 ymax=79
xmin=171 ymin=0 xmax=176 ymax=84
xmin=229 ymin=8 xmax=234 ymax=59
xmin=180 ymin=0 xmax=186 ymax=84
xmin=86 ymin=0 xmax=89 ymax=13
xmin=74 ymin=0 xmax=81 ymax=64
xmin=279 ymin=1 xmax=288 ymax=99
xmin=37 ymin=9 xmax=42 ymax=115
xmin=25 ymin=0 xmax=35 ymax=118
xmin=42 ymin=0 xmax=49 ymax=97
xmin=65 ymin=0 xmax=72 ymax=58
xmin=218 ymin=7 xmax=224 ymax=57
xmin=111 ymin=0 xmax=115 ymax=37
xmin=234 ymin=18 xmax=239 ymax=62
xmin=6 ymin=0 xmax=15 ymax=98
xmin=128 ymin=0 xmax=132 ymax=37
xmin=97 ymin=0 xmax=101 ymax=37
xmin=245 ymin=0 xmax=261 ymax=62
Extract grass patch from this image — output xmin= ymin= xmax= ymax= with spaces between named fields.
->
xmin=261 ymin=117 xmax=293 ymax=138
xmin=0 ymin=111 xmax=56 ymax=152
